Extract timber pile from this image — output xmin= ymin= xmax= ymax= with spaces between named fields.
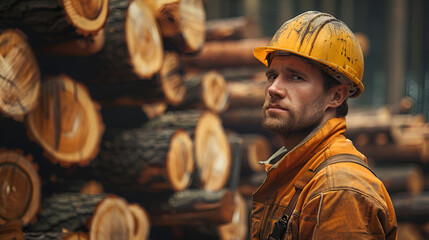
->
xmin=0 ymin=1 xmax=251 ymax=239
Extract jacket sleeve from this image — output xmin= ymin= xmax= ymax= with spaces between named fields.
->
xmin=297 ymin=189 xmax=397 ymax=240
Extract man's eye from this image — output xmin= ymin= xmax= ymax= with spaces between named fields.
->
xmin=291 ymin=75 xmax=303 ymax=81
xmin=267 ymin=74 xmax=277 ymax=82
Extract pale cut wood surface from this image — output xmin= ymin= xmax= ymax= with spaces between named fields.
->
xmin=26 ymin=75 xmax=104 ymax=166
xmin=0 ymin=151 xmax=40 ymax=226
xmin=0 ymin=29 xmax=40 ymax=121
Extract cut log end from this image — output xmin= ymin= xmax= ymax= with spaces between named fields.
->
xmin=0 ymin=29 xmax=41 ymax=121
xmin=61 ymin=0 xmax=109 ymax=35
xmin=166 ymin=130 xmax=194 ymax=191
xmin=160 ymin=52 xmax=186 ymax=106
xmin=126 ymin=0 xmax=164 ymax=79
xmin=195 ymin=112 xmax=231 ymax=191
xmin=0 ymin=151 xmax=40 ymax=225
xmin=128 ymin=204 xmax=151 ymax=240
xmin=89 ymin=196 xmax=135 ymax=240
xmin=179 ymin=0 xmax=206 ymax=54
xmin=217 ymin=193 xmax=248 ymax=240
xmin=26 ymin=75 xmax=104 ymax=166
xmin=244 ymin=135 xmax=271 ymax=172
xmin=202 ymin=71 xmax=229 ymax=113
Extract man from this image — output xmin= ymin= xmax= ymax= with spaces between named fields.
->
xmin=250 ymin=11 xmax=398 ymax=239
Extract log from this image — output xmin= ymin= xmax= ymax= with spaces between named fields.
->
xmin=92 ymin=0 xmax=164 ymax=81
xmin=176 ymin=71 xmax=230 ymax=113
xmin=148 ymin=0 xmax=206 ymax=54
xmin=228 ymin=80 xmax=265 ymax=109
xmin=217 ymin=193 xmax=249 ymax=240
xmin=0 ymin=29 xmax=41 ymax=121
xmin=0 ymin=219 xmax=24 ymax=240
xmin=28 ymin=193 xmax=135 ymax=239
xmin=225 ymin=133 xmax=243 ymax=191
xmin=220 ymin=107 xmax=265 ymax=134
xmin=206 ymin=16 xmax=261 ymax=41
xmin=0 ymin=151 xmax=40 ymax=226
xmin=24 ymin=232 xmax=88 ymax=240
xmin=181 ymin=38 xmax=270 ymax=69
xmin=86 ymin=51 xmax=186 ymax=106
xmin=128 ymin=203 xmax=151 ymax=240
xmin=144 ymin=110 xmax=231 ymax=191
xmin=240 ymin=134 xmax=271 ymax=174
xmin=374 ymin=164 xmax=425 ymax=195
xmin=150 ymin=189 xmax=235 ymax=226
xmin=391 ymin=192 xmax=429 ymax=223
xmin=0 ymin=0 xmax=108 ymax=44
xmin=91 ymin=128 xmax=194 ymax=192
xmin=25 ymin=75 xmax=104 ymax=167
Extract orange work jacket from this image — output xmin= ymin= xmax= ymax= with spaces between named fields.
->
xmin=250 ymin=117 xmax=398 ymax=240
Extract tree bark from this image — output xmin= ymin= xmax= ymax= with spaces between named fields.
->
xmin=175 ymin=71 xmax=230 ymax=113
xmin=0 ymin=0 xmax=108 ymax=44
xmin=148 ymin=0 xmax=206 ymax=54
xmin=91 ymin=128 xmax=194 ymax=192
xmin=150 ymin=189 xmax=235 ymax=226
xmin=0 ymin=29 xmax=41 ymax=121
xmin=91 ymin=0 xmax=164 ymax=81
xmin=86 ymin=51 xmax=186 ymax=106
xmin=0 ymin=151 xmax=40 ymax=226
xmin=144 ymin=110 xmax=231 ymax=191
xmin=27 ymin=193 xmax=136 ymax=240
xmin=181 ymin=38 xmax=270 ymax=69
xmin=25 ymin=75 xmax=104 ymax=167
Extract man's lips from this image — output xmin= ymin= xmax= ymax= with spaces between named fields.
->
xmin=266 ymin=104 xmax=287 ymax=112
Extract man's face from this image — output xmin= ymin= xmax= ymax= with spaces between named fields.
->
xmin=262 ymin=55 xmax=330 ymax=136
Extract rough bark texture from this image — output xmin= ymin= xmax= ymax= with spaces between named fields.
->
xmin=144 ymin=110 xmax=231 ymax=191
xmin=228 ymin=80 xmax=265 ymax=109
xmin=91 ymin=128 xmax=194 ymax=192
xmin=177 ymin=71 xmax=229 ymax=113
xmin=90 ymin=0 xmax=163 ymax=82
xmin=0 ymin=151 xmax=40 ymax=226
xmin=150 ymin=189 xmax=235 ymax=226
xmin=27 ymin=193 xmax=135 ymax=240
xmin=0 ymin=29 xmax=41 ymax=121
xmin=25 ymin=75 xmax=104 ymax=167
xmin=0 ymin=0 xmax=108 ymax=45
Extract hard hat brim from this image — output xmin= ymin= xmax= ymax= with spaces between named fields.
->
xmin=253 ymin=46 xmax=364 ymax=98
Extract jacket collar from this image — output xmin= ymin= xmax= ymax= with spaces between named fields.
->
xmin=261 ymin=117 xmax=347 ymax=171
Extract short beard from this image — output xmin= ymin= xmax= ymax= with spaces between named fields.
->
xmin=261 ymin=97 xmax=326 ymax=138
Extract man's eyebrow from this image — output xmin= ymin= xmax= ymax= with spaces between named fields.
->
xmin=283 ymin=66 xmax=308 ymax=78
xmin=265 ymin=69 xmax=276 ymax=77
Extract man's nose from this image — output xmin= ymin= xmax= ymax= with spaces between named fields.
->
xmin=267 ymin=78 xmax=285 ymax=98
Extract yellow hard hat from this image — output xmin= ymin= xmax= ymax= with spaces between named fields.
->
xmin=253 ymin=11 xmax=364 ymax=97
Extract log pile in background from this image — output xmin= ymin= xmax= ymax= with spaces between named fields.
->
xmin=0 ymin=0 xmax=249 ymax=239
xmin=3 ymin=0 xmax=428 ymax=239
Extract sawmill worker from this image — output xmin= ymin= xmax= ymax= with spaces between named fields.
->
xmin=250 ymin=11 xmax=398 ymax=240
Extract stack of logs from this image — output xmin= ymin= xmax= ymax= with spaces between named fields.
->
xmin=0 ymin=0 xmax=263 ymax=239
xmin=3 ymin=1 xmax=427 ymax=240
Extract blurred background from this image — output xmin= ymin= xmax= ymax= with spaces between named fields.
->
xmin=0 ymin=0 xmax=428 ymax=239
xmin=205 ymin=0 xmax=429 ymax=118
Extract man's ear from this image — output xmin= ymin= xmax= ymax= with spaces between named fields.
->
xmin=327 ymin=84 xmax=349 ymax=108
